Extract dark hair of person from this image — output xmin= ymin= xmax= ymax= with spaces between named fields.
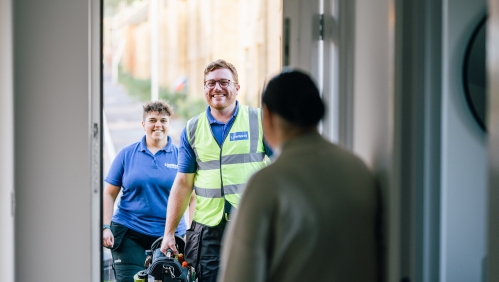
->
xmin=142 ymin=100 xmax=174 ymax=120
xmin=204 ymin=59 xmax=239 ymax=84
xmin=261 ymin=69 xmax=325 ymax=126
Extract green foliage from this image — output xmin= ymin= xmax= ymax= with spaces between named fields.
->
xmin=117 ymin=67 xmax=151 ymax=101
xmin=174 ymin=96 xmax=208 ymax=121
xmin=118 ymin=67 xmax=206 ymax=120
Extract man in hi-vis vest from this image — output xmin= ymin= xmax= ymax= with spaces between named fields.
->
xmin=160 ymin=59 xmax=273 ymax=282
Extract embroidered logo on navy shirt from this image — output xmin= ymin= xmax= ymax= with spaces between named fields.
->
xmin=230 ymin=131 xmax=249 ymax=141
xmin=165 ymin=163 xmax=178 ymax=169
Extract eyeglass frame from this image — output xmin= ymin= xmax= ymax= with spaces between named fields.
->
xmin=203 ymin=79 xmax=236 ymax=89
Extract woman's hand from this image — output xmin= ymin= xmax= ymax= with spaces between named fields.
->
xmin=103 ymin=183 xmax=120 ymax=249
xmin=103 ymin=228 xmax=114 ymax=248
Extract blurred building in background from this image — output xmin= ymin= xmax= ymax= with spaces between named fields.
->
xmin=104 ymin=0 xmax=282 ymax=108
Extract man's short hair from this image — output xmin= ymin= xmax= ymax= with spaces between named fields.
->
xmin=204 ymin=59 xmax=239 ymax=84
xmin=262 ymin=69 xmax=325 ymax=126
xmin=142 ymin=100 xmax=174 ymax=120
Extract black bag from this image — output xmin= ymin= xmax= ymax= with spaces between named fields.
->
xmin=143 ymin=236 xmax=194 ymax=282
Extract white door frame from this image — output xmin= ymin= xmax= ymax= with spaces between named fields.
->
xmin=487 ymin=0 xmax=499 ymax=280
xmin=90 ymin=0 xmax=103 ymax=280
xmin=0 ymin=0 xmax=14 ymax=280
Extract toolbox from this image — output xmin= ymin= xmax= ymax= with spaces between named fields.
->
xmin=134 ymin=236 xmax=196 ymax=282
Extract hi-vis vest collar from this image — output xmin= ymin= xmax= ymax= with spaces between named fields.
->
xmin=186 ymin=105 xmax=267 ymax=226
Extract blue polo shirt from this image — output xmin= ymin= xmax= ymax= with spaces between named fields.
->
xmin=105 ymin=135 xmax=186 ymax=237
xmin=178 ymin=101 xmax=273 ymax=173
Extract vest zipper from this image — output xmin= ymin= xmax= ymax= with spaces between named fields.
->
xmin=208 ymin=125 xmax=225 ymax=197
xmin=208 ymin=110 xmax=239 ymax=221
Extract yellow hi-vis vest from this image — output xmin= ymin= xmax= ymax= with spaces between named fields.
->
xmin=186 ymin=105 xmax=267 ymax=226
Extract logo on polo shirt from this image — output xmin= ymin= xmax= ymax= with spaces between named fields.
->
xmin=230 ymin=131 xmax=249 ymax=141
xmin=165 ymin=163 xmax=178 ymax=169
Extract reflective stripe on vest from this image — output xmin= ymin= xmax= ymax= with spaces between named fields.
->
xmin=186 ymin=105 xmax=267 ymax=226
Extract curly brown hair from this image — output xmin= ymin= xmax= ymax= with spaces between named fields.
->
xmin=142 ymin=100 xmax=174 ymax=120
xmin=204 ymin=59 xmax=239 ymax=84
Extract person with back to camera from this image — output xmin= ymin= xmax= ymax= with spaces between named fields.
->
xmin=103 ymin=100 xmax=187 ymax=282
xmin=217 ymin=69 xmax=381 ymax=282
xmin=159 ymin=59 xmax=273 ymax=282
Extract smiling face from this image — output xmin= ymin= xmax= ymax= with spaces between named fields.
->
xmin=204 ymin=68 xmax=240 ymax=111
xmin=142 ymin=111 xmax=170 ymax=142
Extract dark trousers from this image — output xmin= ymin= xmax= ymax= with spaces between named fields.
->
xmin=185 ymin=220 xmax=227 ymax=282
xmin=110 ymin=222 xmax=158 ymax=282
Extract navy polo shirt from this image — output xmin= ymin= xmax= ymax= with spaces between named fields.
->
xmin=178 ymin=101 xmax=273 ymax=173
xmin=105 ymin=135 xmax=186 ymax=237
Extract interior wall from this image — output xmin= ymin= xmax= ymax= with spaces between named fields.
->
xmin=393 ymin=0 xmax=444 ymax=280
xmin=0 ymin=0 xmax=14 ymax=280
xmin=351 ymin=0 xmax=397 ymax=280
xmin=440 ymin=0 xmax=488 ymax=281
xmin=13 ymin=0 xmax=92 ymax=281
xmin=352 ymin=0 xmax=393 ymax=168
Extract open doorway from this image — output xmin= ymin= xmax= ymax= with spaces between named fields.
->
xmin=101 ymin=0 xmax=283 ymax=280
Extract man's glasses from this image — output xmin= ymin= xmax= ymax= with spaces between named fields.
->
xmin=204 ymin=79 xmax=233 ymax=89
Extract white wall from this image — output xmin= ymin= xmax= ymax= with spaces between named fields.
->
xmin=13 ymin=0 xmax=93 ymax=281
xmin=0 ymin=0 xmax=14 ymax=280
xmin=351 ymin=0 xmax=397 ymax=280
xmin=353 ymin=1 xmax=393 ymax=166
xmin=441 ymin=0 xmax=488 ymax=281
